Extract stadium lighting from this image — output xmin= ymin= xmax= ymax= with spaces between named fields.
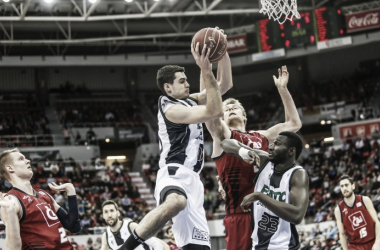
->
xmin=89 ymin=0 xmax=97 ymax=3
xmin=125 ymin=0 xmax=133 ymax=2
xmin=107 ymin=156 xmax=126 ymax=160
xmin=3 ymin=0 xmax=10 ymax=3
xmin=44 ymin=0 xmax=53 ymax=3
xmin=324 ymin=137 xmax=334 ymax=142
xmin=320 ymin=120 xmax=325 ymax=125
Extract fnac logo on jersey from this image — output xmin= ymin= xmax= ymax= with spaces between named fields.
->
xmin=348 ymin=211 xmax=367 ymax=230
xmin=36 ymin=202 xmax=60 ymax=227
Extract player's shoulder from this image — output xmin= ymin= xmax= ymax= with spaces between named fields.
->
xmin=361 ymin=195 xmax=372 ymax=205
xmin=159 ymin=95 xmax=178 ymax=105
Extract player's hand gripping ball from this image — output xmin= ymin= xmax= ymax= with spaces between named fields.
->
xmin=192 ymin=27 xmax=228 ymax=63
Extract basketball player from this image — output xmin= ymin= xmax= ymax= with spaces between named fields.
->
xmin=221 ymin=131 xmax=309 ymax=249
xmin=165 ymin=226 xmax=181 ymax=250
xmin=0 ymin=148 xmax=80 ymax=250
xmin=122 ymin=36 xmax=232 ymax=250
xmin=203 ymin=66 xmax=301 ymax=249
xmin=335 ymin=175 xmax=380 ymax=250
xmin=100 ymin=200 xmax=169 ymax=250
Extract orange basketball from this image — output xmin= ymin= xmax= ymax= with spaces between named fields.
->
xmin=192 ymin=27 xmax=228 ymax=63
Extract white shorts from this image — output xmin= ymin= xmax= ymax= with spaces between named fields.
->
xmin=154 ymin=165 xmax=210 ymax=248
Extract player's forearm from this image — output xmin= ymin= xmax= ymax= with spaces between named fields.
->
xmin=4 ymin=209 xmax=22 ymax=250
xmin=216 ymin=53 xmax=233 ymax=95
xmin=221 ymin=139 xmax=268 ymax=160
xmin=277 ymin=87 xmax=301 ymax=131
xmin=339 ymin=233 xmax=349 ymax=250
xmin=256 ymin=193 xmax=305 ymax=224
xmin=203 ymin=71 xmax=223 ymax=118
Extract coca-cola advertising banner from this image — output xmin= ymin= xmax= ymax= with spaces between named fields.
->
xmin=345 ymin=8 xmax=380 ymax=33
xmin=227 ymin=34 xmax=248 ymax=53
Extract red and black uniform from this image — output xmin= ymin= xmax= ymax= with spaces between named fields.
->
xmin=6 ymin=187 xmax=73 ymax=250
xmin=338 ymin=195 xmax=376 ymax=250
xmin=213 ymin=130 xmax=269 ymax=250
xmin=167 ymin=241 xmax=181 ymax=250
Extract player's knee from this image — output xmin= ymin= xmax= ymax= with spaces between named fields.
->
xmin=165 ymin=192 xmax=187 ymax=212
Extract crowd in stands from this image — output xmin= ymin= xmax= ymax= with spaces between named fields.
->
xmin=56 ymin=99 xmax=142 ymax=127
xmin=0 ymin=93 xmax=52 ymax=147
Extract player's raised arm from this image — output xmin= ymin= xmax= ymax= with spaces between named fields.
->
xmin=0 ymin=194 xmax=22 ymax=250
xmin=260 ymin=65 xmax=302 ymax=142
xmin=165 ymin=43 xmax=223 ymax=124
xmin=198 ymin=28 xmax=232 ymax=97
xmin=334 ymin=206 xmax=349 ymax=250
xmin=240 ymin=169 xmax=309 ymax=224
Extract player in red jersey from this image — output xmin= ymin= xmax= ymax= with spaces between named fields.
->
xmin=0 ymin=148 xmax=81 ymax=250
xmin=165 ymin=226 xmax=181 ymax=250
xmin=203 ymin=65 xmax=301 ymax=249
xmin=335 ymin=175 xmax=380 ymax=250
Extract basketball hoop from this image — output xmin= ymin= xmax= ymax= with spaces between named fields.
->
xmin=259 ymin=0 xmax=301 ymax=24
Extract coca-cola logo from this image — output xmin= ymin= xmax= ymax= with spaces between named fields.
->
xmin=348 ymin=13 xmax=379 ymax=28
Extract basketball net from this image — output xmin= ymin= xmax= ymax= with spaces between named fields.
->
xmin=259 ymin=0 xmax=300 ymax=24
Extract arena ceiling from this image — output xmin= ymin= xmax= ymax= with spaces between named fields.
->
xmin=0 ymin=0 xmax=376 ymax=56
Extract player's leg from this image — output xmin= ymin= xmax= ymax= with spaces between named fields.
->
xmin=224 ymin=213 xmax=252 ymax=250
xmin=135 ymin=192 xmax=187 ymax=238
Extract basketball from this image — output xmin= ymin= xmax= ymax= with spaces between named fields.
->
xmin=192 ymin=27 xmax=228 ymax=63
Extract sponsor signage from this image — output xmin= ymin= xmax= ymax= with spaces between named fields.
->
xmin=227 ymin=34 xmax=248 ymax=53
xmin=337 ymin=119 xmax=380 ymax=139
xmin=317 ymin=36 xmax=352 ymax=50
xmin=252 ymin=48 xmax=285 ymax=62
xmin=345 ymin=8 xmax=380 ymax=33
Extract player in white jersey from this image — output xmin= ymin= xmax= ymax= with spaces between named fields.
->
xmin=123 ymin=30 xmax=233 ymax=250
xmin=100 ymin=200 xmax=169 ymax=250
xmin=221 ymin=131 xmax=309 ymax=250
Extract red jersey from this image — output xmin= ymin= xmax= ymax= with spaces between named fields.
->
xmin=214 ymin=130 xmax=269 ymax=215
xmin=338 ymin=195 xmax=376 ymax=244
xmin=167 ymin=241 xmax=181 ymax=250
xmin=6 ymin=187 xmax=73 ymax=250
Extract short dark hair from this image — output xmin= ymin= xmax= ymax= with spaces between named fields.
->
xmin=338 ymin=175 xmax=354 ymax=184
xmin=156 ymin=65 xmax=185 ymax=95
xmin=279 ymin=131 xmax=303 ymax=160
xmin=101 ymin=200 xmax=118 ymax=212
xmin=166 ymin=225 xmax=172 ymax=234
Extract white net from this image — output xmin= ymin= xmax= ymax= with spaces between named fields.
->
xmin=259 ymin=0 xmax=301 ymax=24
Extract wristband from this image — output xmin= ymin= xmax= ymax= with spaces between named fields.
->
xmin=238 ymin=147 xmax=252 ymax=159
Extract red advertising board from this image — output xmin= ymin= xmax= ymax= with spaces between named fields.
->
xmin=339 ymin=120 xmax=380 ymax=139
xmin=345 ymin=8 xmax=380 ymax=33
xmin=227 ymin=34 xmax=247 ymax=53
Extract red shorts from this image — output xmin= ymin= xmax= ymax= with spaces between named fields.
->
xmin=224 ymin=213 xmax=252 ymax=250
xmin=349 ymin=239 xmax=376 ymax=250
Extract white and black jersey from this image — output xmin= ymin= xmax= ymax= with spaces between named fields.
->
xmin=251 ymin=161 xmax=302 ymax=250
xmin=157 ymin=95 xmax=204 ymax=173
xmin=105 ymin=220 xmax=150 ymax=250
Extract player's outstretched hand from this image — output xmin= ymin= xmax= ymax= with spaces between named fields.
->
xmin=240 ymin=193 xmax=258 ymax=212
xmin=191 ymin=41 xmax=212 ymax=72
xmin=273 ymin=65 xmax=289 ymax=88
xmin=48 ymin=182 xmax=76 ymax=196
